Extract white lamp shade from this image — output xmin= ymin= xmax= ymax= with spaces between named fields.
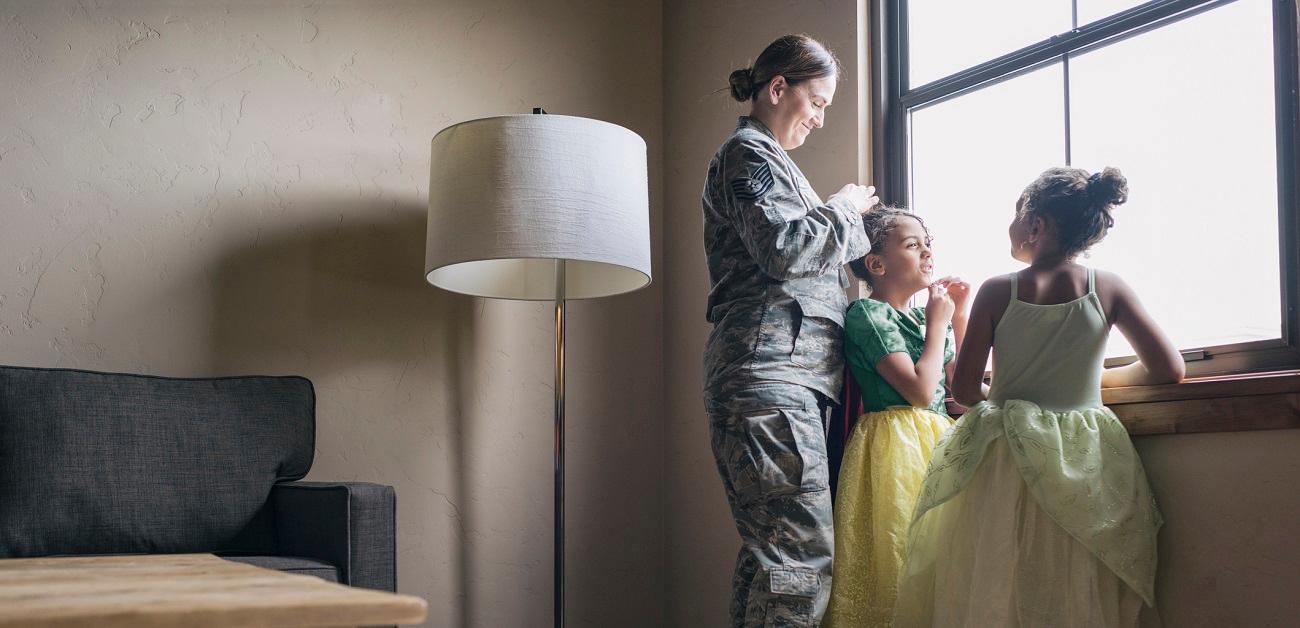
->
xmin=425 ymin=114 xmax=651 ymax=300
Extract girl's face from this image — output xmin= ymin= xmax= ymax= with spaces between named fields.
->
xmin=1008 ymin=211 xmax=1033 ymax=263
xmin=1008 ymin=194 xmax=1040 ymax=263
xmin=765 ymin=75 xmax=835 ymax=150
xmin=872 ymin=216 xmax=933 ymax=291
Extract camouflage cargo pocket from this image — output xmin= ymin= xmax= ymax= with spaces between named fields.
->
xmin=740 ymin=568 xmax=818 ymax=628
xmin=764 ymin=569 xmax=818 ymax=627
xmin=750 ymin=297 xmax=797 ymax=368
xmin=713 ymin=406 xmax=829 ymax=507
xmin=763 ymin=598 xmax=814 ymax=628
xmin=789 ymin=295 xmax=844 ymax=372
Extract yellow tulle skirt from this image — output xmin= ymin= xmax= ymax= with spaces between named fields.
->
xmin=824 ymin=407 xmax=953 ymax=628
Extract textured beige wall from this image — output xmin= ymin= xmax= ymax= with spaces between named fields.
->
xmin=662 ymin=1 xmax=864 ymax=624
xmin=0 ymin=2 xmax=663 ymax=627
xmin=1135 ymin=430 xmax=1300 ymax=626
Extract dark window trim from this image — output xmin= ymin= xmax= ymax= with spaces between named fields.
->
xmin=873 ymin=0 xmax=1300 ymax=377
xmin=1275 ymin=0 xmax=1300 ymax=361
xmin=900 ymin=0 xmax=1237 ymax=109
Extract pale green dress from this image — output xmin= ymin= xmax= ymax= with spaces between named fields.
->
xmin=893 ymin=269 xmax=1162 ymax=627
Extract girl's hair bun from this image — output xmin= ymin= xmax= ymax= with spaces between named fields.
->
xmin=1021 ymin=165 xmax=1128 ymax=258
xmin=728 ymin=68 xmax=755 ymax=102
xmin=1087 ymin=167 xmax=1128 ymax=208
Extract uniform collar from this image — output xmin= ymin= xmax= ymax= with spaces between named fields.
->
xmin=737 ymin=116 xmax=777 ymax=141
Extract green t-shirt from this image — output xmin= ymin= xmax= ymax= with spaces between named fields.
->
xmin=844 ymin=298 xmax=954 ymax=414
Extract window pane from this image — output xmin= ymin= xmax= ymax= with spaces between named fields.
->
xmin=1071 ymin=0 xmax=1280 ymax=358
xmin=908 ymin=0 xmax=1070 ymax=87
xmin=910 ymin=63 xmax=1066 ymax=306
xmin=1077 ymin=0 xmax=1147 ymax=27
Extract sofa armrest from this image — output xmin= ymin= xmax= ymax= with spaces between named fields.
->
xmin=270 ymin=481 xmax=396 ymax=592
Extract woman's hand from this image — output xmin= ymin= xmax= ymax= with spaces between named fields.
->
xmin=924 ymin=283 xmax=955 ymax=326
xmin=830 ymin=184 xmax=880 ymax=215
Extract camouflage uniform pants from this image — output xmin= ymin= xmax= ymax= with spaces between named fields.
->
xmin=705 ymin=384 xmax=834 ymax=628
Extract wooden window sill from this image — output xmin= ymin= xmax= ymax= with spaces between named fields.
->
xmin=946 ymin=370 xmax=1300 ymax=436
xmin=1103 ymin=370 xmax=1300 ymax=436
xmin=1097 ymin=371 xmax=1300 ymax=434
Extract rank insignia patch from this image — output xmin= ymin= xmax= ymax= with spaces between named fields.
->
xmin=730 ymin=162 xmax=774 ymax=202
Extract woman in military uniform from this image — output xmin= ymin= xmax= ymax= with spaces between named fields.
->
xmin=702 ymin=33 xmax=879 ymax=628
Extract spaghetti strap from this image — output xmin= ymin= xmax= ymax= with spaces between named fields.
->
xmin=1087 ymin=268 xmax=1096 ymax=294
xmin=1010 ymin=272 xmax=1019 ymax=300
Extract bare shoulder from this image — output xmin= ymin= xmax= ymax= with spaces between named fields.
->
xmin=977 ymin=273 xmax=1015 ymax=300
xmin=973 ymin=273 xmax=1015 ymax=322
xmin=1093 ymin=268 xmax=1130 ymax=289
xmin=1093 ymin=268 xmax=1138 ymax=321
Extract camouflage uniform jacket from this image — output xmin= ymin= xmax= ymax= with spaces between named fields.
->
xmin=702 ymin=116 xmax=872 ymax=402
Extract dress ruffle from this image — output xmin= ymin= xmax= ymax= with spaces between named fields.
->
xmin=910 ymin=400 xmax=1162 ymax=607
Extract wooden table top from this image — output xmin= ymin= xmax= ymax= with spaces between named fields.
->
xmin=0 ymin=553 xmax=427 ymax=627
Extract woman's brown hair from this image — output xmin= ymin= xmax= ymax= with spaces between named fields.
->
xmin=728 ymin=34 xmax=841 ymax=102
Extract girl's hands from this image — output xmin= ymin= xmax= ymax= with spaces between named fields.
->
xmin=925 ymin=283 xmax=955 ymax=326
xmin=934 ymin=276 xmax=972 ymax=360
xmin=934 ymin=276 xmax=972 ymax=313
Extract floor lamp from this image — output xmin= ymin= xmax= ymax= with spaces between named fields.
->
xmin=423 ymin=112 xmax=651 ymax=627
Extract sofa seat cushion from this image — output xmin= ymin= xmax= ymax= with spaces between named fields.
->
xmin=0 ymin=366 xmax=315 ymax=558
xmin=219 ymin=555 xmax=340 ymax=582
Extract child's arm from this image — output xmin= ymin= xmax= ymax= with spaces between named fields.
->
xmin=1100 ymin=272 xmax=1185 ymax=387
xmin=876 ymin=284 xmax=954 ymax=408
xmin=936 ymin=276 xmax=972 ymax=383
xmin=951 ymin=277 xmax=1006 ymax=407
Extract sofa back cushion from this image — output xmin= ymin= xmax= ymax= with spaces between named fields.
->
xmin=0 ymin=366 xmax=314 ymax=558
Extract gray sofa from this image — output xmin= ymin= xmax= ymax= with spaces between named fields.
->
xmin=0 ymin=365 xmax=396 ymax=591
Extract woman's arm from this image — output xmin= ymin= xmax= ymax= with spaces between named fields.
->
xmin=1100 ymin=272 xmax=1185 ymax=387
xmin=723 ymin=138 xmax=873 ymax=279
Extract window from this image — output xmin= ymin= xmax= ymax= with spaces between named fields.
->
xmin=874 ymin=0 xmax=1300 ymax=376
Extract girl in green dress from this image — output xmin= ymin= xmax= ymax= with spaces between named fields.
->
xmin=825 ymin=207 xmax=972 ymax=627
xmin=894 ymin=167 xmax=1184 ymax=627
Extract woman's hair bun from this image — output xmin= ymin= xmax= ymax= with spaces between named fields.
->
xmin=1087 ymin=167 xmax=1128 ymax=208
xmin=728 ymin=68 xmax=755 ymax=102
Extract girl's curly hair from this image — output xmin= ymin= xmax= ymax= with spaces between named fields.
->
xmin=1018 ymin=166 xmax=1128 ymax=258
xmin=848 ymin=206 xmax=931 ymax=288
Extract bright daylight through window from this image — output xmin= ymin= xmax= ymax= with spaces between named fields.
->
xmin=885 ymin=0 xmax=1298 ymax=375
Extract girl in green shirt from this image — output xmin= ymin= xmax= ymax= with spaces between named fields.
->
xmin=825 ymin=207 xmax=971 ymax=627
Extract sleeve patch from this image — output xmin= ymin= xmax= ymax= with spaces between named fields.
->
xmin=730 ymin=161 xmax=774 ymax=202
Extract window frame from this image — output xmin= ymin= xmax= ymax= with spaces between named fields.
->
xmin=872 ymin=0 xmax=1300 ymax=377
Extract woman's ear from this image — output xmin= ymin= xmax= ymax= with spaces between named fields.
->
xmin=766 ymin=75 xmax=787 ymax=106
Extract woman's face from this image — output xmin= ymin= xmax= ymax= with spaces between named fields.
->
xmin=767 ymin=75 xmax=836 ymax=150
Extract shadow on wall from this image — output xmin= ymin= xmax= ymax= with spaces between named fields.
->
xmin=205 ymin=202 xmax=459 ymax=374
xmin=203 ymin=199 xmax=480 ymax=626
